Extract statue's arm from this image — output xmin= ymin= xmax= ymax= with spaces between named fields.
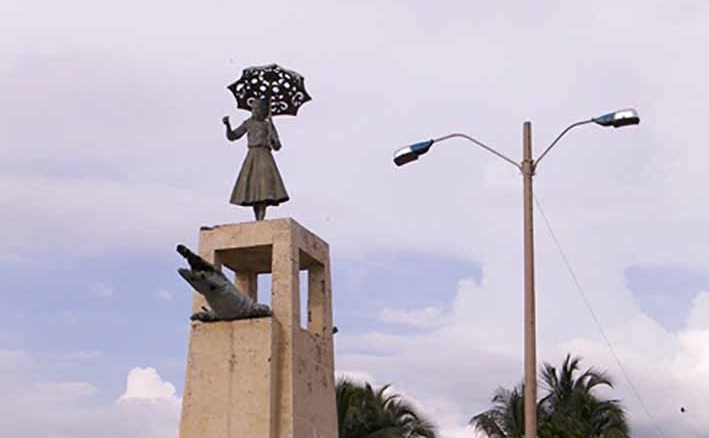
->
xmin=223 ymin=116 xmax=248 ymax=141
xmin=269 ymin=118 xmax=282 ymax=151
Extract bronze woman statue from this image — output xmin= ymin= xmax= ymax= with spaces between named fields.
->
xmin=222 ymin=98 xmax=289 ymax=221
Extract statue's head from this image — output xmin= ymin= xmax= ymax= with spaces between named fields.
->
xmin=250 ymin=98 xmax=270 ymax=121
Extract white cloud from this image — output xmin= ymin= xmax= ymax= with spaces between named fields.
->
xmin=0 ymin=349 xmax=32 ymax=373
xmin=63 ymin=350 xmax=103 ymax=361
xmin=0 ymin=351 xmax=180 ymax=438
xmin=338 ymin=276 xmax=709 ymax=437
xmin=119 ymin=367 xmax=180 ymax=405
xmin=685 ymin=291 xmax=709 ymax=330
xmin=5 ymin=0 xmax=709 ymax=265
xmin=378 ymin=306 xmax=445 ymax=328
xmin=157 ymin=289 xmax=174 ymax=301
xmin=335 ymin=370 xmax=378 ymax=385
xmin=27 ymin=381 xmax=98 ymax=402
xmin=90 ymin=283 xmax=114 ymax=298
xmin=0 ymin=253 xmax=31 ymax=263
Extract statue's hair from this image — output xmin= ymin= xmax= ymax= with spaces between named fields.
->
xmin=250 ymin=97 xmax=271 ymax=113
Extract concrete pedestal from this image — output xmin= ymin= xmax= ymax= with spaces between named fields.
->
xmin=178 ymin=219 xmax=337 ymax=438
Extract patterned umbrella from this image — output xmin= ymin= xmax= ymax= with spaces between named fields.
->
xmin=227 ymin=64 xmax=312 ymax=116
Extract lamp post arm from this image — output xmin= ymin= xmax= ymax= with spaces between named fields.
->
xmin=433 ymin=133 xmax=522 ymax=170
xmin=534 ymin=119 xmax=594 ymax=169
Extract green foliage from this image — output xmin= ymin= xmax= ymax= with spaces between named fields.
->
xmin=470 ymin=354 xmax=630 ymax=438
xmin=336 ymin=378 xmax=438 ymax=438
xmin=469 ymin=384 xmax=526 ymax=438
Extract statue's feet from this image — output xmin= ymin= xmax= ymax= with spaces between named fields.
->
xmin=253 ymin=203 xmax=267 ymax=221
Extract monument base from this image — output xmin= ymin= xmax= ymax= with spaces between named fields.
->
xmin=178 ymin=219 xmax=337 ymax=438
xmin=179 ymin=318 xmax=279 ymax=438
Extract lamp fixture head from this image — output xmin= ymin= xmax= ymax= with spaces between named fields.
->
xmin=393 ymin=140 xmax=434 ymax=166
xmin=593 ymin=108 xmax=640 ymax=128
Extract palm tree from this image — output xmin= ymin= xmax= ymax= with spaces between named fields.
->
xmin=470 ymin=354 xmax=630 ymax=438
xmin=539 ymin=354 xmax=629 ymax=438
xmin=336 ymin=378 xmax=438 ymax=438
xmin=469 ymin=384 xmax=526 ymax=438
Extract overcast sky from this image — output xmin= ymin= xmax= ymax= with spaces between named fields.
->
xmin=2 ymin=0 xmax=709 ymax=437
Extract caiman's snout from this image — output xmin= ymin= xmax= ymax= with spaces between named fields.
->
xmin=176 ymin=243 xmax=215 ymax=273
xmin=176 ymin=244 xmax=189 ymax=258
xmin=178 ymin=268 xmax=208 ymax=281
xmin=177 ymin=267 xmax=194 ymax=281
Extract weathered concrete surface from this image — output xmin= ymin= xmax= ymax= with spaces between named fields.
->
xmin=179 ymin=318 xmax=279 ymax=438
xmin=179 ymin=218 xmax=337 ymax=438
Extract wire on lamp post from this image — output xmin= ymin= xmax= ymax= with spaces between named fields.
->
xmin=392 ymin=108 xmax=640 ymax=438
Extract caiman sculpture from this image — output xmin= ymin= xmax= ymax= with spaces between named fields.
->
xmin=176 ymin=244 xmax=272 ymax=322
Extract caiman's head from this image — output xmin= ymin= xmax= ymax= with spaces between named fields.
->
xmin=176 ymin=243 xmax=217 ymax=273
xmin=177 ymin=242 xmax=226 ymax=297
xmin=178 ymin=267 xmax=231 ymax=297
xmin=176 ymin=244 xmax=191 ymax=259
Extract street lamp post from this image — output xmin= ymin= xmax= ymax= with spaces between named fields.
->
xmin=521 ymin=121 xmax=537 ymax=438
xmin=393 ymin=108 xmax=640 ymax=438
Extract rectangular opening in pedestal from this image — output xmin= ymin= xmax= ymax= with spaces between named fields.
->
xmin=300 ymin=270 xmax=308 ymax=330
xmin=257 ymin=273 xmax=273 ymax=307
xmin=208 ymin=243 xmax=330 ymax=333
xmin=216 ymin=245 xmax=275 ymax=311
xmin=298 ymin=249 xmax=329 ymax=336
xmin=217 ymin=245 xmax=273 ymax=274
xmin=218 ymin=266 xmax=272 ymax=308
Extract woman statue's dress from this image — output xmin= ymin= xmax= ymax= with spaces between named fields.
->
xmin=229 ymin=117 xmax=289 ymax=207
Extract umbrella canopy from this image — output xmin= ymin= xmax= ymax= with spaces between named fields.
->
xmin=227 ymin=64 xmax=312 ymax=116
